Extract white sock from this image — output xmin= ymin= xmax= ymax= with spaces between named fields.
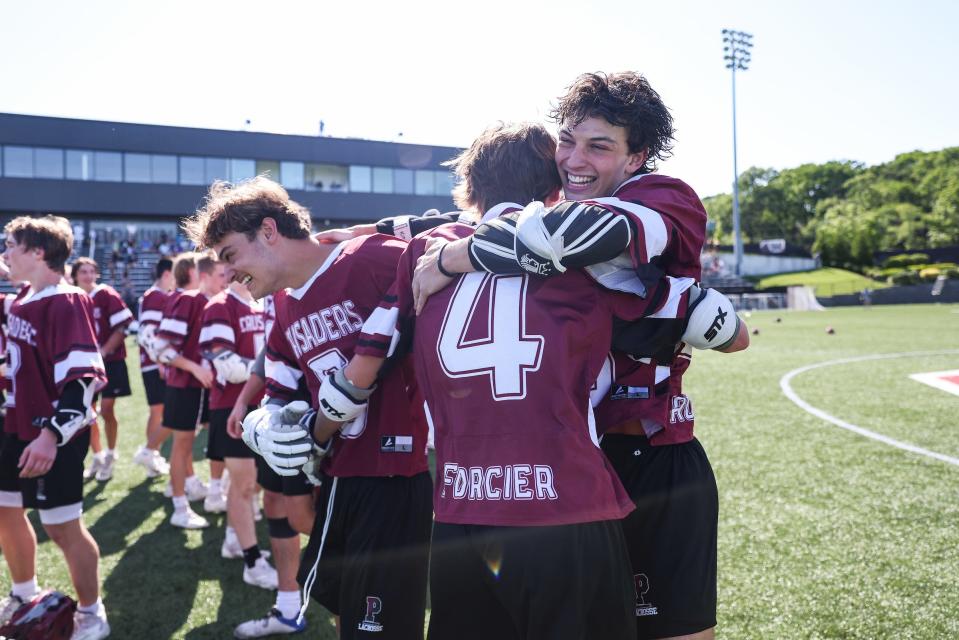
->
xmin=275 ymin=590 xmax=301 ymax=620
xmin=77 ymin=597 xmax=102 ymax=615
xmin=172 ymin=495 xmax=189 ymax=511
xmin=11 ymin=578 xmax=39 ymax=599
xmin=209 ymin=479 xmax=222 ymax=494
xmin=94 ymin=451 xmax=106 ymax=462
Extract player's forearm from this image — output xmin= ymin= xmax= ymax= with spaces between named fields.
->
xmin=343 ymin=354 xmax=385 ymax=390
xmin=169 ymin=353 xmax=201 ymax=374
xmin=437 ymin=238 xmax=474 ymax=275
xmin=101 ymin=328 xmax=126 ymax=355
xmin=716 ymin=318 xmax=750 ymax=353
xmin=235 ymin=373 xmax=265 ymax=407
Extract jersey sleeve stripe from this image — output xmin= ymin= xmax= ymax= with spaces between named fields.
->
xmin=198 ymin=324 xmax=236 ymax=346
xmin=158 ymin=318 xmax=189 ymax=336
xmin=591 ymin=197 xmax=669 ymax=262
xmin=265 ymin=357 xmax=303 ymax=391
xmin=54 ymin=350 xmax=106 ymax=386
xmin=139 ymin=310 xmax=163 ymax=324
xmin=109 ymin=308 xmax=134 ymax=328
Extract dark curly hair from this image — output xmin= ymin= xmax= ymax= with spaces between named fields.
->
xmin=549 ymin=72 xmax=674 ymax=175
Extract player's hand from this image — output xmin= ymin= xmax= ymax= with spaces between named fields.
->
xmin=413 ymin=237 xmax=454 ymax=315
xmin=314 ymin=224 xmax=376 ymax=244
xmin=18 ymin=429 xmax=58 ymax=478
xmin=242 ymin=402 xmax=314 ymax=476
xmin=191 ymin=364 xmax=214 ymax=388
xmin=227 ymin=401 xmax=248 ymax=439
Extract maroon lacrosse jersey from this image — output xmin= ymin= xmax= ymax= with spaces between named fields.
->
xmin=356 ymin=223 xmax=675 ymax=527
xmin=4 ymin=284 xmax=106 ymax=442
xmin=138 ymin=285 xmax=169 ymax=372
xmin=88 ymin=284 xmax=133 ymax=362
xmin=0 ymin=292 xmax=16 ymax=394
xmin=158 ymin=289 xmax=210 ymax=389
xmin=265 ymin=235 xmax=428 ymax=479
xmin=564 ymin=174 xmax=706 ymax=444
xmin=199 ymin=290 xmax=265 ymax=410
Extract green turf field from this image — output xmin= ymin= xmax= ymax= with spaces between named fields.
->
xmin=754 ymin=267 xmax=889 ymax=297
xmin=3 ymin=303 xmax=958 ymax=638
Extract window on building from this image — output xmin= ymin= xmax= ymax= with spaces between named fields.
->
xmin=180 ymin=156 xmax=205 ymax=185
xmin=205 ymin=157 xmax=229 ymax=183
xmin=349 ymin=166 xmax=372 ymax=193
xmin=66 ymin=150 xmax=95 ymax=181
xmin=3 ymin=146 xmax=33 ymax=178
xmin=124 ymin=153 xmax=152 ymax=183
xmin=34 ymin=148 xmax=64 ymax=179
xmin=230 ymin=159 xmax=256 ymax=182
xmin=94 ymin=151 xmax=123 ymax=182
xmin=434 ymin=170 xmax=454 ymax=196
xmin=305 ymin=163 xmax=349 ymax=192
xmin=255 ymin=160 xmax=281 ymax=181
xmin=372 ymin=167 xmax=393 ymax=194
xmin=414 ymin=169 xmax=434 ymax=196
xmin=394 ymin=168 xmax=414 ymax=195
xmin=281 ymin=161 xmax=305 ymax=190
xmin=152 ymin=155 xmax=178 ymax=184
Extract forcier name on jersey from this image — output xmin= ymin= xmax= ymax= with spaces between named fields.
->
xmin=442 ymin=463 xmax=558 ymax=501
xmin=284 ymin=301 xmax=365 ymax=360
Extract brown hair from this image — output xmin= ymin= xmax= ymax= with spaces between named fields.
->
xmin=70 ymin=256 xmax=99 ymax=282
xmin=446 ymin=122 xmax=561 ymax=214
xmin=550 ymin=72 xmax=674 ymax=174
xmin=196 ymin=251 xmax=218 ymax=275
xmin=172 ymin=252 xmax=198 ymax=288
xmin=184 ymin=176 xmax=313 ymax=248
xmin=4 ymin=215 xmax=74 ymax=273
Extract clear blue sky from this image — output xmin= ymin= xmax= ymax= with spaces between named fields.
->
xmin=1 ymin=0 xmax=956 ymax=197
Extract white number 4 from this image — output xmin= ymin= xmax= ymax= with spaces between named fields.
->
xmin=437 ymin=273 xmax=543 ymax=401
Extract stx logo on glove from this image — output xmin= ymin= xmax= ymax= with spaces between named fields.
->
xmin=320 ymin=399 xmax=346 ymax=420
xmin=704 ymin=307 xmax=728 ymax=341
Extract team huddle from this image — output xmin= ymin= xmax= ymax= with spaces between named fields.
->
xmin=0 ymin=71 xmax=748 ymax=640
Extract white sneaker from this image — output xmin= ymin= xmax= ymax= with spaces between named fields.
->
xmin=233 ymin=608 xmax=306 ymax=638
xmin=0 ymin=593 xmax=27 ymax=625
xmin=242 ymin=557 xmax=278 ymax=590
xmin=221 ymin=529 xmax=243 ymax=559
xmin=170 ymin=507 xmax=209 ymax=529
xmin=71 ymin=603 xmax=111 ymax=640
xmin=133 ymin=447 xmax=168 ymax=478
xmin=185 ymin=477 xmax=208 ymax=502
xmin=95 ymin=452 xmax=115 ymax=482
xmin=204 ymin=491 xmax=227 ymax=513
xmin=83 ymin=455 xmax=104 ymax=481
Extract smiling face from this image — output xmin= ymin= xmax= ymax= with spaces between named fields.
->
xmin=74 ymin=263 xmax=98 ymax=291
xmin=214 ymin=229 xmax=280 ymax=300
xmin=555 ymin=116 xmax=647 ymax=202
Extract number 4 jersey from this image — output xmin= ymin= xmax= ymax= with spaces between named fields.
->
xmin=265 ymin=235 xmax=428 ymax=479
xmin=356 ymin=223 xmax=679 ymax=527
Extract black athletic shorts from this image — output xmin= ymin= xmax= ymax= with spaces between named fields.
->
xmin=0 ymin=430 xmax=91 ymax=523
xmin=101 ymin=359 xmax=132 ymax=399
xmin=601 ymin=434 xmax=719 ymax=639
xmin=206 ymin=407 xmax=255 ymax=460
xmin=256 ymin=456 xmax=314 ymax=497
xmin=141 ymin=368 xmax=166 ymax=406
xmin=298 ymin=471 xmax=433 ymax=640
xmin=162 ymin=386 xmax=209 ymax=432
xmin=428 ymin=519 xmax=636 ymax=640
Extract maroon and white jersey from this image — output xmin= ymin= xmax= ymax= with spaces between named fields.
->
xmin=0 ymin=292 xmax=17 ymax=394
xmin=138 ymin=285 xmax=169 ymax=372
xmin=88 ymin=284 xmax=133 ymax=362
xmin=262 ymin=294 xmax=276 ymax=343
xmin=158 ymin=289 xmax=210 ymax=389
xmin=4 ymin=284 xmax=106 ymax=441
xmin=356 ymin=223 xmax=676 ymax=527
xmin=265 ymin=235 xmax=427 ymax=479
xmin=588 ymin=174 xmax=707 ymax=443
xmin=199 ymin=290 xmax=265 ymax=410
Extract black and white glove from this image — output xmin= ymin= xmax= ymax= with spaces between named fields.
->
xmin=681 ymin=285 xmax=740 ymax=350
xmin=241 ymin=401 xmax=314 ymax=476
xmin=317 ymin=369 xmax=375 ymax=423
xmin=205 ymin=349 xmax=253 ymax=384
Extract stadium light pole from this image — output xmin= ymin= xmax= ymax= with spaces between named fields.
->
xmin=723 ymin=28 xmax=752 ymax=276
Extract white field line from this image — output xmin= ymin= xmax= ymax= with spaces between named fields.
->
xmin=909 ymin=370 xmax=959 ymax=397
xmin=779 ymin=350 xmax=959 ymax=467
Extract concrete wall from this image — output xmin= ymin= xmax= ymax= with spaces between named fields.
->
xmin=818 ymin=280 xmax=959 ymax=306
xmin=715 ymin=252 xmax=816 ymax=277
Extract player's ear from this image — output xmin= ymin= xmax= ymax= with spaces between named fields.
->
xmin=625 ymin=148 xmax=648 ymax=175
xmin=260 ymin=217 xmax=279 ymax=244
xmin=544 ymin=188 xmax=562 ymax=207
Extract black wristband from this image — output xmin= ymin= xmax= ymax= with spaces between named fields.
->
xmin=437 ymin=243 xmax=457 ymax=278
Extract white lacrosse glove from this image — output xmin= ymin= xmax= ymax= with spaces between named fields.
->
xmin=241 ymin=401 xmax=314 ymax=476
xmin=681 ymin=285 xmax=740 ymax=350
xmin=317 ymin=368 xmax=375 ymax=423
xmin=207 ymin=349 xmax=253 ymax=384
xmin=137 ymin=324 xmax=160 ymax=361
